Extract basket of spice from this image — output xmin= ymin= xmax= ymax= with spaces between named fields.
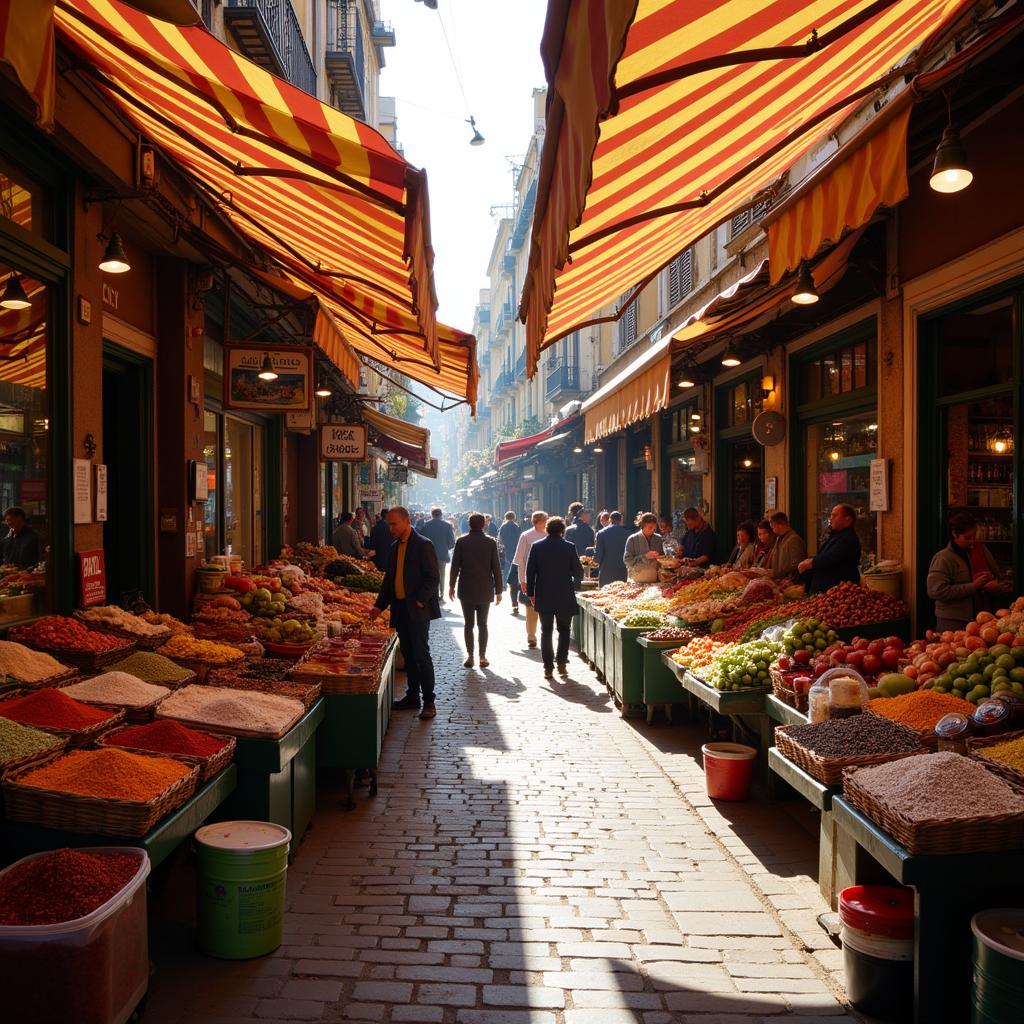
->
xmin=863 ymin=690 xmax=976 ymax=750
xmin=0 ymin=718 xmax=68 ymax=776
xmin=966 ymin=729 xmax=1024 ymax=789
xmin=98 ymin=720 xmax=236 ymax=782
xmin=157 ymin=634 xmax=246 ymax=682
xmin=9 ymin=616 xmax=136 ymax=671
xmin=74 ymin=606 xmax=173 ymax=651
xmin=0 ymin=688 xmax=125 ymax=747
xmin=104 ymin=651 xmax=197 ymax=690
xmin=774 ymin=716 xmax=926 ymax=786
xmin=155 ymin=684 xmax=305 ymax=740
xmin=203 ymin=672 xmax=322 ymax=710
xmin=842 ymin=751 xmax=1024 ymax=855
xmin=0 ymin=639 xmax=79 ymax=691
xmin=2 ymin=747 xmax=200 ymax=836
xmin=57 ymin=673 xmax=172 ymax=724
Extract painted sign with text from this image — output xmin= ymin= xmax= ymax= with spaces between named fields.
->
xmin=77 ymin=549 xmax=106 ymax=607
xmin=321 ymin=424 xmax=367 ymax=461
xmin=224 ymin=345 xmax=313 ymax=412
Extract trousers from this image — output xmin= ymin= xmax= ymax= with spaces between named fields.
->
xmin=539 ymin=612 xmax=573 ymax=670
xmin=460 ymin=601 xmax=491 ymax=654
xmin=391 ymin=606 xmax=435 ymax=705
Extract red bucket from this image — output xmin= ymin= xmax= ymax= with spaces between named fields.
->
xmin=702 ymin=742 xmax=757 ymax=800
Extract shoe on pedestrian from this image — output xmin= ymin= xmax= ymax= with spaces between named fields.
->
xmin=479 ymin=655 xmax=489 ymax=668
xmin=418 ymin=703 xmax=437 ymax=720
xmin=543 ymin=667 xmax=554 ymax=680
xmin=392 ymin=694 xmax=420 ymax=710
xmin=528 ymin=639 xmax=537 ymax=649
xmin=557 ymin=662 xmax=569 ymax=677
xmin=464 ymin=656 xmax=474 ymax=668
xmin=511 ymin=605 xmax=519 ymax=615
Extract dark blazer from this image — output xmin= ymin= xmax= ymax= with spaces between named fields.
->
xmin=565 ymin=520 xmax=595 ymax=556
xmin=525 ymin=535 xmax=583 ymax=618
xmin=449 ymin=530 xmax=503 ymax=605
xmin=419 ymin=517 xmax=456 ymax=564
xmin=799 ymin=526 xmax=861 ymax=594
xmin=369 ymin=521 xmax=391 ymax=572
xmin=374 ymin=530 xmax=442 ymax=621
xmin=497 ymin=520 xmax=521 ymax=569
xmin=593 ymin=523 xmax=630 ymax=587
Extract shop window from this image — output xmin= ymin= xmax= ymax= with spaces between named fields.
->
xmin=936 ymin=297 xmax=1013 ymax=397
xmin=203 ymin=410 xmax=220 ymax=561
xmin=669 ymin=455 xmax=702 ymax=522
xmin=803 ymin=337 xmax=876 ymax=402
xmin=0 ymin=156 xmax=51 ymax=241
xmin=731 ymin=440 xmax=762 ymax=525
xmin=0 ymin=262 xmax=51 ymax=621
xmin=727 ymin=380 xmax=754 ymax=426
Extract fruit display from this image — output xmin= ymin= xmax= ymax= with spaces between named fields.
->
xmin=11 ymin=616 xmax=133 ymax=654
xmin=671 ymin=635 xmax=729 ymax=672
xmin=239 ymin=586 xmax=289 ymax=618
xmin=621 ymin=612 xmax=669 ymax=628
xmin=702 ymin=637 xmax=782 ymax=691
xmin=800 ymin=581 xmax=908 ymax=626
xmin=253 ymin=617 xmax=319 ymax=645
xmin=336 ymin=572 xmax=383 ymax=593
xmin=925 ymin=644 xmax=1024 ymax=704
xmin=780 ymin=619 xmax=841 ymax=659
xmin=645 ymin=626 xmax=701 ymax=643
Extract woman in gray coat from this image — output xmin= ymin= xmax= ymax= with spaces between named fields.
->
xmin=623 ymin=512 xmax=664 ymax=584
xmin=449 ymin=513 xmax=503 ymax=668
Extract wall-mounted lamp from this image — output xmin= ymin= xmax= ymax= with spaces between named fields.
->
xmin=98 ymin=232 xmax=131 ymax=274
xmin=761 ymin=374 xmax=775 ymax=399
xmin=792 ymin=261 xmax=818 ymax=304
xmin=0 ymin=275 xmax=31 ymax=310
xmin=644 ymin=444 xmax=654 ymax=471
xmin=257 ymin=353 xmax=278 ymax=381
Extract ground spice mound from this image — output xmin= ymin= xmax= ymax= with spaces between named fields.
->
xmin=0 ymin=717 xmax=63 ymax=763
xmin=110 ymin=719 xmax=228 ymax=758
xmin=0 ymin=848 xmax=140 ymax=925
xmin=0 ymin=640 xmax=69 ymax=682
xmin=158 ymin=684 xmax=302 ymax=735
xmin=19 ymin=748 xmax=190 ymax=800
xmin=109 ymin=651 xmax=193 ymax=683
xmin=977 ymin=735 xmax=1024 ymax=773
xmin=61 ymin=672 xmax=170 ymax=708
xmin=785 ymin=715 xmax=924 ymax=757
xmin=0 ymin=688 xmax=115 ymax=730
xmin=849 ymin=751 xmax=1024 ymax=822
xmin=866 ymin=690 xmax=974 ymax=730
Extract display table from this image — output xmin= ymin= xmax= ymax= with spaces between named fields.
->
xmin=831 ymin=795 xmax=1024 ymax=1023
xmin=765 ymin=694 xmax=808 ymax=727
xmin=636 ymin=635 xmax=689 ymax=723
xmin=221 ymin=699 xmax=325 ymax=851
xmin=0 ymin=765 xmax=237 ymax=869
xmin=317 ymin=637 xmax=397 ymax=809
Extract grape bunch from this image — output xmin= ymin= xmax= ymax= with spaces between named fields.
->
xmin=704 ymin=637 xmax=782 ymax=691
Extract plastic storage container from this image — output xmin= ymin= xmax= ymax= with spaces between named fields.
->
xmin=839 ymin=884 xmax=914 ymax=1023
xmin=702 ymin=743 xmax=757 ymax=801
xmin=971 ymin=908 xmax=1024 ymax=1024
xmin=825 ymin=667 xmax=869 ymax=719
xmin=0 ymin=847 xmax=150 ymax=1024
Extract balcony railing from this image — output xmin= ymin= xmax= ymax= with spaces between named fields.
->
xmin=325 ymin=0 xmax=366 ymax=120
xmin=495 ymin=302 xmax=514 ymax=337
xmin=493 ymin=369 xmax=513 ymax=394
xmin=224 ymin=0 xmax=316 ymax=96
xmin=545 ymin=362 xmax=581 ymax=400
xmin=515 ymin=349 xmax=526 ymax=379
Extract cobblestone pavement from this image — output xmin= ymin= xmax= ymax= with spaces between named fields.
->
xmin=146 ymin=601 xmax=858 ymax=1024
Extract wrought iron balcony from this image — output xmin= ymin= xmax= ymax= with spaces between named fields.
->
xmin=325 ymin=0 xmax=367 ymax=120
xmin=545 ymin=361 xmax=582 ymax=400
xmin=224 ymin=0 xmax=317 ymax=96
xmin=515 ymin=349 xmax=526 ymax=379
xmin=371 ymin=20 xmax=396 ymax=48
xmin=495 ymin=302 xmax=514 ymax=337
xmin=492 ymin=369 xmax=513 ymax=394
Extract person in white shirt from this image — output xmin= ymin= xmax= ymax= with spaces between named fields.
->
xmin=512 ymin=510 xmax=548 ymax=649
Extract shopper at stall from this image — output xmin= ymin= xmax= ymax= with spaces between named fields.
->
xmin=624 ymin=512 xmax=664 ymax=583
xmin=513 ymin=510 xmax=548 ymax=648
xmin=484 ymin=514 xmax=499 ymax=538
xmin=331 ymin=512 xmax=369 ymax=560
xmin=597 ymin=510 xmax=611 ymax=529
xmin=449 ymin=513 xmax=503 ymax=668
xmin=767 ymin=511 xmax=806 ymax=579
xmin=1 ymin=507 xmax=40 ymax=568
xmin=498 ymin=512 xmax=522 ymax=614
xmin=419 ymin=508 xmax=456 ymax=603
xmin=353 ymin=507 xmax=370 ymax=540
xmin=370 ymin=507 xmax=441 ymax=719
xmin=526 ymin=516 xmax=583 ymax=679
xmin=369 ymin=509 xmax=392 ymax=573
xmin=657 ymin=515 xmax=674 ymax=539
xmin=680 ymin=507 xmax=716 ymax=567
xmin=565 ymin=508 xmax=595 ymax=556
xmin=795 ymin=504 xmax=862 ymax=593
xmin=566 ymin=501 xmax=584 ymax=525
xmin=728 ymin=521 xmax=758 ymax=569
xmin=927 ymin=512 xmax=1010 ymax=631
xmin=752 ymin=519 xmax=776 ymax=569
xmin=594 ymin=511 xmax=630 ymax=587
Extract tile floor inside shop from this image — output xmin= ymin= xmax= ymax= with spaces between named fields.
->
xmin=145 ymin=600 xmax=862 ymax=1024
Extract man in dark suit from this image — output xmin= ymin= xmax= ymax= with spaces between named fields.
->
xmin=449 ymin=513 xmax=503 ymax=669
xmin=795 ymin=503 xmax=862 ymax=594
xmin=565 ymin=508 xmax=595 ymax=556
xmin=369 ymin=508 xmax=392 ymax=573
xmin=526 ymin=516 xmax=583 ymax=680
xmin=419 ymin=507 xmax=456 ymax=603
xmin=593 ymin=510 xmax=631 ymax=587
xmin=370 ymin=507 xmax=442 ymax=719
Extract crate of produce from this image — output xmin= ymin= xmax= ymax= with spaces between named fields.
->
xmin=770 ymin=664 xmax=810 ymax=713
xmin=57 ymin=673 xmax=172 ymax=724
xmin=842 ymin=752 xmax=1024 ymax=855
xmin=0 ymin=689 xmax=126 ymax=747
xmin=2 ymin=748 xmax=200 ymax=836
xmin=0 ymin=847 xmax=151 ymax=1024
xmin=0 ymin=718 xmax=68 ymax=776
xmin=98 ymin=720 xmax=237 ymax=782
xmin=966 ymin=729 xmax=1024 ymax=789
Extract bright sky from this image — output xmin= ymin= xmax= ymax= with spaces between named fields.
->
xmin=379 ymin=0 xmax=548 ymax=335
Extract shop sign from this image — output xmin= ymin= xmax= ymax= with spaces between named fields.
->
xmin=224 ymin=345 xmax=313 ymax=412
xmin=77 ymin=549 xmax=106 ymax=607
xmin=285 ymin=411 xmax=313 ymax=433
xmin=358 ymin=486 xmax=384 ymax=502
xmin=95 ymin=464 xmax=108 ymax=522
xmin=321 ymin=424 xmax=367 ymax=461
xmin=869 ymin=458 xmax=889 ymax=512
xmin=73 ymin=459 xmax=92 ymax=524
xmin=387 ymin=465 xmax=409 ymax=482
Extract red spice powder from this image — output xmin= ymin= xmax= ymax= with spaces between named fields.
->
xmin=0 ymin=848 xmax=140 ymax=925
xmin=0 ymin=688 xmax=114 ymax=730
xmin=110 ymin=719 xmax=227 ymax=757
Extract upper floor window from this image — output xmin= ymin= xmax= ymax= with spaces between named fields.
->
xmin=666 ymin=248 xmax=693 ymax=310
xmin=726 ymin=379 xmax=755 ymax=427
xmin=802 ymin=335 xmax=877 ymax=403
xmin=616 ymin=300 xmax=637 ymax=353
xmin=0 ymin=156 xmax=52 ymax=243
xmin=729 ymin=199 xmax=770 ymax=240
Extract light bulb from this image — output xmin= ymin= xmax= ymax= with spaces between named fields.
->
xmin=257 ymin=353 xmax=278 ymax=381
xmin=98 ymin=232 xmax=131 ymax=274
xmin=829 ymin=450 xmax=840 ymax=462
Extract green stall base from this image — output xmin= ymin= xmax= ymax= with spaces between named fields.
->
xmin=637 ymin=636 xmax=689 ymax=722
xmin=608 ymin=621 xmax=667 ymax=714
xmin=591 ymin=607 xmax=608 ymax=680
xmin=220 ymin=700 xmax=325 ymax=852
xmin=577 ymin=603 xmax=590 ymax=661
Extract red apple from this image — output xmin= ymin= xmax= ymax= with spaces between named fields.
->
xmin=867 ymin=640 xmax=885 ymax=657
xmin=881 ymin=648 xmax=901 ymax=670
xmin=854 ymin=638 xmax=871 ymax=651
xmin=885 ymin=636 xmax=905 ymax=651
xmin=831 ymin=649 xmax=847 ymax=664
xmin=778 ymin=656 xmax=792 ymax=671
xmin=846 ymin=650 xmax=865 ymax=671
xmin=862 ymin=653 xmax=882 ymax=675
xmin=793 ymin=649 xmax=811 ymax=665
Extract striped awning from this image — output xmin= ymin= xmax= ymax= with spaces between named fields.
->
xmin=521 ymin=0 xmax=973 ymax=373
xmin=362 ymin=406 xmax=430 ymax=463
xmin=582 ymin=337 xmax=671 ymax=445
xmin=0 ymin=0 xmax=55 ymax=128
xmin=52 ymin=0 xmax=476 ymax=405
xmin=0 ymin=329 xmax=47 ymax=389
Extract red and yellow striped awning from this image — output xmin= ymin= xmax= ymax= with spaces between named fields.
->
xmin=50 ymin=0 xmax=476 ymax=405
xmin=0 ymin=0 xmax=55 ymax=129
xmin=521 ymin=0 xmax=973 ymax=373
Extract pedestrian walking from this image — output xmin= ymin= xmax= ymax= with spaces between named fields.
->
xmin=484 ymin=514 xmax=499 ymax=538
xmin=419 ymin=507 xmax=456 ymax=603
xmin=449 ymin=514 xmax=503 ymax=668
xmin=497 ymin=511 xmax=522 ymax=613
xmin=565 ymin=508 xmax=595 ymax=555
xmin=623 ymin=512 xmax=664 ymax=583
xmin=525 ymin=516 xmax=583 ymax=679
xmin=331 ymin=512 xmax=368 ymax=560
xmin=594 ymin=510 xmax=630 ymax=586
xmin=512 ymin=510 xmax=548 ymax=648
xmin=368 ymin=508 xmax=391 ymax=573
xmin=566 ymin=501 xmax=584 ymax=525
xmin=369 ymin=507 xmax=441 ymax=720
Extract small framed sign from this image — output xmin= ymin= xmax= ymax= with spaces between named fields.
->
xmin=73 ymin=459 xmax=92 ymax=524
xmin=95 ymin=464 xmax=108 ymax=522
xmin=321 ymin=424 xmax=368 ymax=461
xmin=224 ymin=345 xmax=313 ymax=412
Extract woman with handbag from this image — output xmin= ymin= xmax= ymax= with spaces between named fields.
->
xmin=623 ymin=512 xmax=664 ymax=583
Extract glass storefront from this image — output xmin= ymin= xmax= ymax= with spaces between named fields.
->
xmin=715 ymin=374 xmax=763 ymax=557
xmin=663 ymin=402 xmax=703 ymax=532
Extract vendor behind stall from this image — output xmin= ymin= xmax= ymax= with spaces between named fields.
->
xmin=1 ymin=507 xmax=40 ymax=567
xmin=795 ymin=504 xmax=861 ymax=594
xmin=680 ymin=507 xmax=716 ymax=567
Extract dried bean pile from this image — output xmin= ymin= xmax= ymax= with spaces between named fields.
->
xmin=849 ymin=751 xmax=1024 ymax=822
xmin=785 ymin=715 xmax=924 ymax=758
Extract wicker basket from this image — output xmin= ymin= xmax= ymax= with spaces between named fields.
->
xmin=2 ymin=751 xmax=200 ymax=836
xmin=98 ymin=725 xmax=236 ymax=782
xmin=0 ymin=733 xmax=68 ymax=776
xmin=774 ymin=725 xmax=926 ymax=786
xmin=863 ymin=706 xmax=939 ymax=750
xmin=9 ymin=667 xmax=80 ymax=691
xmin=842 ymin=763 xmax=1024 ymax=854
xmin=55 ymin=682 xmax=171 ymax=724
xmin=10 ymin=640 xmax=138 ymax=672
xmin=0 ymin=691 xmax=125 ymax=746
xmin=73 ymin=612 xmax=172 ymax=651
xmin=317 ymin=674 xmax=381 ymax=696
xmin=199 ymin=674 xmax=322 ymax=710
xmin=770 ymin=665 xmax=809 ymax=713
xmin=966 ymin=728 xmax=1024 ymax=789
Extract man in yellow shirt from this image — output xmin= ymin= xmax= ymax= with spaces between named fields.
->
xmin=370 ymin=507 xmax=441 ymax=719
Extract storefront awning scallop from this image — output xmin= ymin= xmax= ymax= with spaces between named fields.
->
xmin=51 ymin=0 xmax=477 ymax=405
xmin=362 ymin=406 xmax=430 ymax=464
xmin=520 ymin=0 xmax=973 ymax=373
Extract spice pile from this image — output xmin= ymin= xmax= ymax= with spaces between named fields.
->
xmin=0 ymin=848 xmax=140 ymax=925
xmin=78 ymin=605 xmax=171 ymax=638
xmin=108 ymin=651 xmax=194 ymax=684
xmin=847 ymin=751 xmax=1024 ymax=822
xmin=0 ymin=640 xmax=70 ymax=682
xmin=866 ymin=690 xmax=974 ymax=730
xmin=61 ymin=672 xmax=170 ymax=709
xmin=18 ymin=748 xmax=190 ymax=801
xmin=0 ymin=688 xmax=116 ymax=731
xmin=159 ymin=634 xmax=245 ymax=665
xmin=975 ymin=734 xmax=1024 ymax=774
xmin=12 ymin=616 xmax=131 ymax=654
xmin=158 ymin=684 xmax=302 ymax=736
xmin=0 ymin=717 xmax=63 ymax=764
xmin=107 ymin=720 xmax=229 ymax=758
xmin=211 ymin=659 xmax=291 ymax=684
xmin=784 ymin=716 xmax=924 ymax=758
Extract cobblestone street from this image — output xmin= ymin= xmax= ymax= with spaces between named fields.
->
xmin=146 ymin=602 xmax=857 ymax=1024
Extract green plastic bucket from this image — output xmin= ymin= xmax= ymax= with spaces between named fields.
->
xmin=196 ymin=820 xmax=291 ymax=959
xmin=971 ymin=908 xmax=1024 ymax=1024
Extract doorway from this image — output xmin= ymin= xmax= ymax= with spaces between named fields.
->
xmin=102 ymin=344 xmax=154 ymax=604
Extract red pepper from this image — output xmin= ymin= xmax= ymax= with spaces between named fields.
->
xmin=223 ymin=576 xmax=252 ymax=592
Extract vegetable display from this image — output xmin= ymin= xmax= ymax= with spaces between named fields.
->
xmin=703 ymin=637 xmax=782 ymax=691
xmin=12 ymin=616 xmax=132 ymax=654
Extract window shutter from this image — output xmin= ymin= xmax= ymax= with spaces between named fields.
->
xmin=668 ymin=249 xmax=692 ymax=308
